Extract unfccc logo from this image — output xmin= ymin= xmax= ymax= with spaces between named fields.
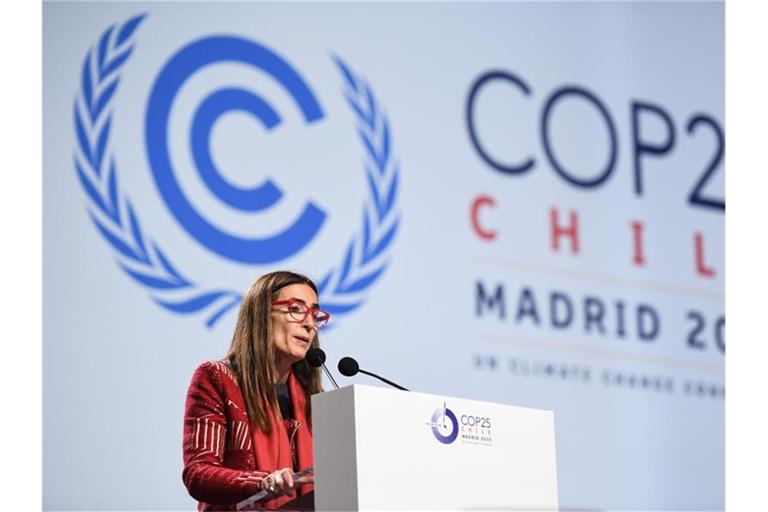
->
xmin=72 ymin=14 xmax=400 ymax=327
xmin=145 ymin=36 xmax=326 ymax=264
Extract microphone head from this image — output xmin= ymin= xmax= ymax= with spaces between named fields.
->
xmin=338 ymin=356 xmax=360 ymax=377
xmin=305 ymin=347 xmax=326 ymax=367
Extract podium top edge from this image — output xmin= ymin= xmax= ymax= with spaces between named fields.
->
xmin=315 ymin=383 xmax=555 ymax=415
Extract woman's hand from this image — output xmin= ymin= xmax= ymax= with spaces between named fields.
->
xmin=294 ymin=472 xmax=314 ymax=486
xmin=260 ymin=468 xmax=299 ymax=497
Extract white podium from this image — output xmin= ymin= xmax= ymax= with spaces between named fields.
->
xmin=312 ymin=384 xmax=559 ymax=511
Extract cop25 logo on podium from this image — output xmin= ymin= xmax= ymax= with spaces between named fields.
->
xmin=72 ymin=14 xmax=400 ymax=327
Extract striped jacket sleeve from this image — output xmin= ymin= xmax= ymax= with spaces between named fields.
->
xmin=182 ymin=362 xmax=267 ymax=505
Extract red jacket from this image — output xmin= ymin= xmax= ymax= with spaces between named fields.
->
xmin=182 ymin=361 xmax=314 ymax=511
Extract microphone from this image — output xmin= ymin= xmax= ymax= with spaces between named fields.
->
xmin=305 ymin=347 xmax=326 ymax=367
xmin=305 ymin=347 xmax=339 ymax=389
xmin=337 ymin=356 xmax=409 ymax=391
xmin=337 ymin=357 xmax=359 ymax=376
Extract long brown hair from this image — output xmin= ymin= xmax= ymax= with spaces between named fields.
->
xmin=225 ymin=271 xmax=323 ymax=434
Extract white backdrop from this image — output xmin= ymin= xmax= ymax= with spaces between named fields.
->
xmin=43 ymin=2 xmax=724 ymax=510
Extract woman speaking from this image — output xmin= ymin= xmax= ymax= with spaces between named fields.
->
xmin=182 ymin=271 xmax=330 ymax=510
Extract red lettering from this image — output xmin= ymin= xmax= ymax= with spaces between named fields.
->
xmin=550 ymin=207 xmax=579 ymax=254
xmin=694 ymin=231 xmax=715 ymax=278
xmin=470 ymin=195 xmax=497 ymax=241
xmin=631 ymin=221 xmax=646 ymax=266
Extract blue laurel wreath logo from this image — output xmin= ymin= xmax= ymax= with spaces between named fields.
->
xmin=72 ymin=13 xmax=400 ymax=327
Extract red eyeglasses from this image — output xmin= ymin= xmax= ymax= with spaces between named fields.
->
xmin=271 ymin=300 xmax=331 ymax=329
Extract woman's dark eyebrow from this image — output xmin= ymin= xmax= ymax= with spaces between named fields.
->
xmin=289 ymin=297 xmax=320 ymax=308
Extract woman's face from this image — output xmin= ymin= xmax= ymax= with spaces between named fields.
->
xmin=270 ymin=283 xmax=319 ymax=366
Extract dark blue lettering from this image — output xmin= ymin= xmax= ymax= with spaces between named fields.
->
xmin=687 ymin=114 xmax=725 ymax=211
xmin=550 ymin=291 xmax=573 ymax=329
xmin=631 ymin=101 xmax=676 ymax=196
xmin=615 ymin=300 xmax=627 ymax=338
xmin=584 ymin=296 xmax=606 ymax=335
xmin=637 ymin=304 xmax=660 ymax=342
xmin=541 ymin=86 xmax=617 ymax=188
xmin=515 ymin=287 xmax=540 ymax=325
xmin=715 ymin=316 xmax=725 ymax=353
xmin=686 ymin=311 xmax=706 ymax=350
xmin=475 ymin=280 xmax=505 ymax=319
xmin=466 ymin=71 xmax=535 ymax=175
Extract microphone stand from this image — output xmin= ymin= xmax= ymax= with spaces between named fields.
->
xmin=322 ymin=364 xmax=340 ymax=389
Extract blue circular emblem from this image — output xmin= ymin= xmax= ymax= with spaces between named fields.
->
xmin=145 ymin=36 xmax=327 ymax=264
xmin=430 ymin=405 xmax=459 ymax=444
xmin=72 ymin=13 xmax=401 ymax=327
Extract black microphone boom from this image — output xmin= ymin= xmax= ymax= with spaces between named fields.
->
xmin=337 ymin=356 xmax=409 ymax=391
